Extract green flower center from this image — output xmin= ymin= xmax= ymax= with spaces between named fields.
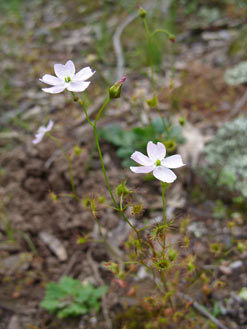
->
xmin=156 ymin=159 xmax=161 ymax=166
xmin=65 ymin=76 xmax=71 ymax=83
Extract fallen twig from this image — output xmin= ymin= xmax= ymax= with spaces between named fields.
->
xmin=87 ymin=249 xmax=112 ymax=329
xmin=228 ymin=91 xmax=247 ymax=119
xmin=62 ymin=250 xmax=82 ymax=277
xmin=113 ymin=1 xmax=170 ymax=81
xmin=178 ymin=292 xmax=230 ymax=329
xmin=113 ymin=11 xmax=139 ymax=80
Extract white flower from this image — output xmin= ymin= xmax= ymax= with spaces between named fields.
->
xmin=40 ymin=60 xmax=95 ymax=94
xmin=130 ymin=141 xmax=185 ymax=183
xmin=32 ymin=120 xmax=54 ymax=144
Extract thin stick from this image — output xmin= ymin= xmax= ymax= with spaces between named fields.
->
xmin=87 ymin=250 xmax=112 ymax=329
xmin=178 ymin=292 xmax=230 ymax=329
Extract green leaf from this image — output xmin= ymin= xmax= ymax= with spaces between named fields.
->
xmin=99 ymin=120 xmax=184 ymax=167
xmin=43 ymin=282 xmax=67 ymax=300
xmin=58 ymin=303 xmax=88 ymax=318
xmin=59 ymin=276 xmax=82 ymax=295
xmin=40 ymin=299 xmax=61 ymax=313
xmin=40 ymin=276 xmax=107 ymax=318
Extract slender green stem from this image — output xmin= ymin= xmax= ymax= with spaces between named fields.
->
xmin=120 ymin=193 xmax=123 ymax=211
xmin=95 ymin=96 xmax=110 ymax=123
xmin=161 ymin=182 xmax=168 ymax=248
xmin=143 ymin=18 xmax=155 ymax=95
xmin=142 ymin=18 xmax=174 ymax=134
xmin=161 ymin=182 xmax=167 ymax=227
xmin=76 ymin=98 xmax=118 ymax=206
xmin=151 ymin=29 xmax=174 ymax=40
xmin=78 ymin=99 xmax=94 ymax=126
xmin=161 ymin=271 xmax=175 ymax=309
xmin=94 ymin=124 xmax=141 ymax=240
xmin=77 ymin=96 xmax=142 ymax=242
xmin=93 ymin=124 xmax=118 ymax=208
xmin=47 ymin=133 xmax=77 ymax=198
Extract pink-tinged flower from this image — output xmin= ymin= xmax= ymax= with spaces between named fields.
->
xmin=32 ymin=120 xmax=54 ymax=144
xmin=130 ymin=141 xmax=185 ymax=183
xmin=40 ymin=60 xmax=95 ymax=94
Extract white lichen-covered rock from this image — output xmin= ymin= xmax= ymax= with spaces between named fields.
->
xmin=224 ymin=62 xmax=247 ymax=86
xmin=202 ymin=116 xmax=247 ymax=198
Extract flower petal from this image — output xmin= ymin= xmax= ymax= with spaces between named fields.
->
xmin=37 ymin=126 xmax=46 ymax=134
xmin=40 ymin=74 xmax=62 ymax=86
xmin=65 ymin=60 xmax=75 ymax=75
xmin=130 ymin=166 xmax=154 ymax=174
xmin=73 ymin=67 xmax=95 ymax=81
xmin=33 ymin=132 xmax=45 ymax=144
xmin=153 ymin=166 xmax=177 ymax=183
xmin=147 ymin=141 xmax=166 ymax=161
xmin=46 ymin=120 xmax=54 ymax=132
xmin=33 ymin=120 xmax=53 ymax=144
xmin=67 ymin=81 xmax=90 ymax=92
xmin=130 ymin=151 xmax=153 ymax=166
xmin=162 ymin=154 xmax=185 ymax=169
xmin=54 ymin=64 xmax=70 ymax=79
xmin=42 ymin=85 xmax=66 ymax=94
xmin=32 ymin=136 xmax=42 ymax=144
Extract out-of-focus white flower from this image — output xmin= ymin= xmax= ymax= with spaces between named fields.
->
xmin=40 ymin=60 xmax=95 ymax=94
xmin=32 ymin=120 xmax=54 ymax=144
xmin=130 ymin=141 xmax=185 ymax=183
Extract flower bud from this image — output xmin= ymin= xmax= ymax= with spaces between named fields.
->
xmin=146 ymin=96 xmax=158 ymax=108
xmin=164 ymin=139 xmax=176 ymax=152
xmin=49 ymin=192 xmax=58 ymax=203
xmin=169 ymin=35 xmax=176 ymax=43
xmin=138 ymin=6 xmax=147 ymax=18
xmin=178 ymin=116 xmax=186 ymax=126
xmin=237 ymin=242 xmax=244 ymax=253
xmin=109 ymin=75 xmax=126 ymax=99
xmin=73 ymin=145 xmax=83 ymax=156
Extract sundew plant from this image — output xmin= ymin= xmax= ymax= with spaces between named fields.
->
xmin=30 ymin=5 xmax=229 ymax=329
xmin=36 ymin=57 xmax=187 ymax=321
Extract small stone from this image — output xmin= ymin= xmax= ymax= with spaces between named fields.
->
xmin=8 ymin=315 xmax=21 ymax=329
xmin=219 ymin=265 xmax=232 ymax=275
xmin=39 ymin=231 xmax=67 ymax=261
xmin=229 ymin=260 xmax=243 ymax=271
xmin=136 ymin=266 xmax=149 ymax=280
xmin=89 ymin=317 xmax=97 ymax=325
